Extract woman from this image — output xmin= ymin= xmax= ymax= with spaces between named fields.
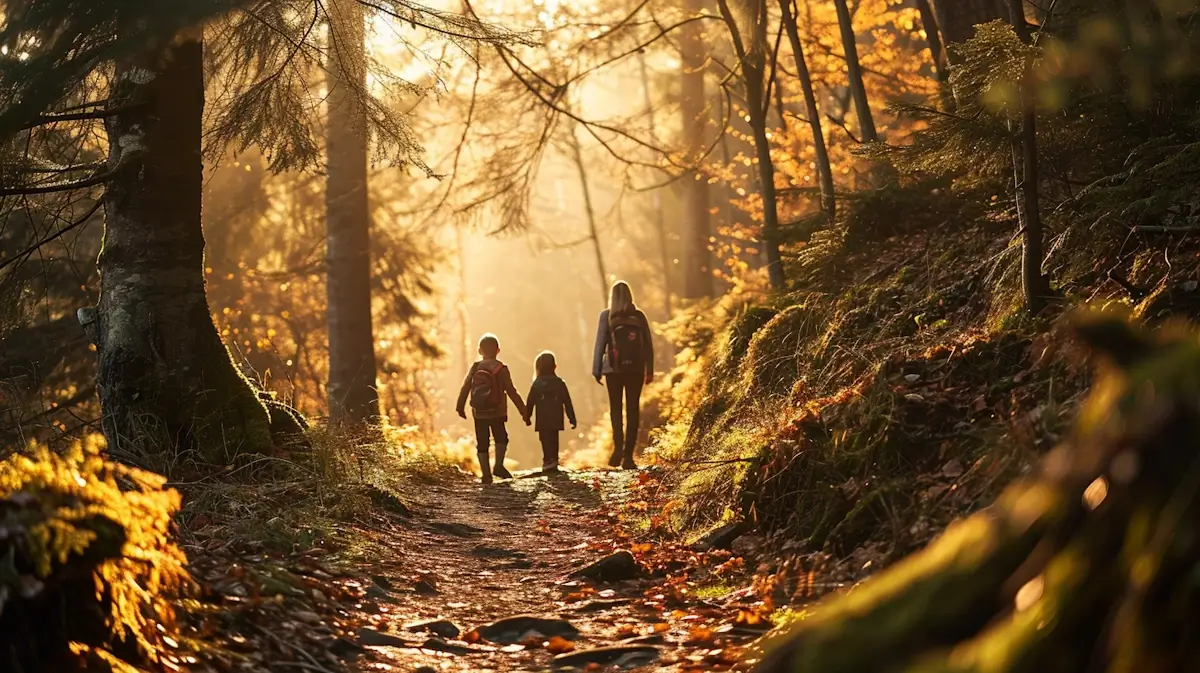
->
xmin=592 ymin=280 xmax=654 ymax=469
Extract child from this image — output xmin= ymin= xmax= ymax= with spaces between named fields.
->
xmin=456 ymin=333 xmax=527 ymax=484
xmin=522 ymin=351 xmax=577 ymax=473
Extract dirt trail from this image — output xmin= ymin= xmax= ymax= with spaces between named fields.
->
xmin=345 ymin=469 xmax=758 ymax=672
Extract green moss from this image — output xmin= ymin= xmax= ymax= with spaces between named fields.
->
xmin=0 ymin=438 xmax=191 ymax=669
xmin=743 ymin=303 xmax=822 ymax=398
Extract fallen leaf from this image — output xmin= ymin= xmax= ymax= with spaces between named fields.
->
xmin=545 ymin=636 xmax=575 ymax=654
xmin=686 ymin=626 xmax=715 ymax=644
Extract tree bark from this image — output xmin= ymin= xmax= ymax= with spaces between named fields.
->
xmin=638 ymin=51 xmax=675 ymax=317
xmin=831 ymin=0 xmax=878 ymax=143
xmin=716 ymin=0 xmax=786 ymax=290
xmin=780 ymin=0 xmax=836 ymax=226
xmin=935 ymin=0 xmax=1005 ymax=52
xmin=680 ymin=0 xmax=715 ymax=299
xmin=914 ymin=0 xmax=953 ymax=109
xmin=567 ymin=124 xmax=609 ymax=303
xmin=92 ymin=35 xmax=272 ymax=464
xmin=1006 ymin=0 xmax=1050 ymax=313
xmin=325 ymin=0 xmax=380 ymax=423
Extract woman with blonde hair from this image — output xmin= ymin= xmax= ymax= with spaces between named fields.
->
xmin=591 ymin=280 xmax=654 ymax=469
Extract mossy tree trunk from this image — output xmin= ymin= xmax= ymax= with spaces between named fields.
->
xmin=325 ymin=0 xmax=381 ymax=423
xmin=680 ymin=0 xmax=715 ymax=299
xmin=716 ymin=0 xmax=786 ymax=291
xmin=88 ymin=34 xmax=273 ymax=465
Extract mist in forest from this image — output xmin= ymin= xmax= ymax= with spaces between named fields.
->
xmin=427 ymin=127 xmax=682 ymax=468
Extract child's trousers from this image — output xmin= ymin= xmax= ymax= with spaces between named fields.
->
xmin=474 ymin=418 xmax=511 ymax=481
xmin=539 ymin=430 xmax=560 ymax=470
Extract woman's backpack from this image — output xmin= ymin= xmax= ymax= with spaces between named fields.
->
xmin=469 ymin=363 xmax=505 ymax=412
xmin=609 ymin=312 xmax=646 ymax=373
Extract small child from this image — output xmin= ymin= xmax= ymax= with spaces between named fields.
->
xmin=522 ymin=351 xmax=577 ymax=473
xmin=456 ymin=333 xmax=527 ymax=484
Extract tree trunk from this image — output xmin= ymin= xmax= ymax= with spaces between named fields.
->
xmin=914 ymin=0 xmax=953 ymax=109
xmin=90 ymin=35 xmax=272 ymax=464
xmin=325 ymin=0 xmax=380 ymax=423
xmin=780 ymin=0 xmax=836 ymax=226
xmin=935 ymin=0 xmax=1005 ymax=51
xmin=638 ymin=51 xmax=675 ymax=318
xmin=716 ymin=0 xmax=786 ymax=290
xmin=568 ymin=125 xmax=609 ymax=303
xmin=831 ymin=0 xmax=878 ymax=143
xmin=1006 ymin=0 xmax=1050 ymax=313
xmin=680 ymin=0 xmax=715 ymax=299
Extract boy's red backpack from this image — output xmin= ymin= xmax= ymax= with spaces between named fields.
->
xmin=609 ymin=312 xmax=647 ymax=373
xmin=469 ymin=362 xmax=506 ymax=412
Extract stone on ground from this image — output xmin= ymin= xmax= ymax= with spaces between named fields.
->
xmin=356 ymin=627 xmax=413 ymax=648
xmin=551 ymin=644 xmax=662 ymax=669
xmin=474 ymin=615 xmax=580 ymax=644
xmin=570 ymin=550 xmax=644 ymax=582
xmin=404 ymin=619 xmax=461 ymax=639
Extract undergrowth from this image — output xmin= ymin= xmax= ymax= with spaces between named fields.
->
xmin=0 ymin=436 xmax=191 ymax=672
xmin=177 ymin=421 xmax=476 ymax=555
xmin=644 ymin=179 xmax=1200 ymax=572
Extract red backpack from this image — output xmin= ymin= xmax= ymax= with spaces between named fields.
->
xmin=469 ymin=362 xmax=506 ymax=412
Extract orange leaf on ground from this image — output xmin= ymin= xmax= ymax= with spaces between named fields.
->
xmin=686 ymin=626 xmax=715 ymax=644
xmin=735 ymin=610 xmax=762 ymax=626
xmin=545 ymin=636 xmax=575 ymax=654
xmin=463 ymin=630 xmax=481 ymax=644
xmin=652 ymin=623 xmax=670 ymax=633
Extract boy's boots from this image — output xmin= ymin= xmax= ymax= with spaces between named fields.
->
xmin=493 ymin=444 xmax=514 ymax=480
xmin=477 ymin=452 xmax=493 ymax=484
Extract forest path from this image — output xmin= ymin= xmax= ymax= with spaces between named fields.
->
xmin=345 ymin=468 xmax=758 ymax=672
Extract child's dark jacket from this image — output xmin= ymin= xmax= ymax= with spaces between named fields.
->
xmin=524 ymin=375 xmax=576 ymax=432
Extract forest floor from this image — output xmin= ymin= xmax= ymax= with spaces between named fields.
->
xmin=178 ymin=465 xmax=774 ymax=673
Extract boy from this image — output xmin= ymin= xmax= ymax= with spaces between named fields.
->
xmin=457 ymin=333 xmax=527 ymax=484
xmin=522 ymin=351 xmax=577 ymax=473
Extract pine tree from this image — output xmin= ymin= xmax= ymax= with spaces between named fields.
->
xmin=92 ymin=33 xmax=274 ymax=463
xmin=0 ymin=0 xmax=528 ymax=458
xmin=325 ymin=0 xmax=380 ymax=424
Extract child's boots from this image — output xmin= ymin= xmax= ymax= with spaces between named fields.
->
xmin=477 ymin=452 xmax=493 ymax=484
xmin=493 ymin=444 xmax=514 ymax=480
